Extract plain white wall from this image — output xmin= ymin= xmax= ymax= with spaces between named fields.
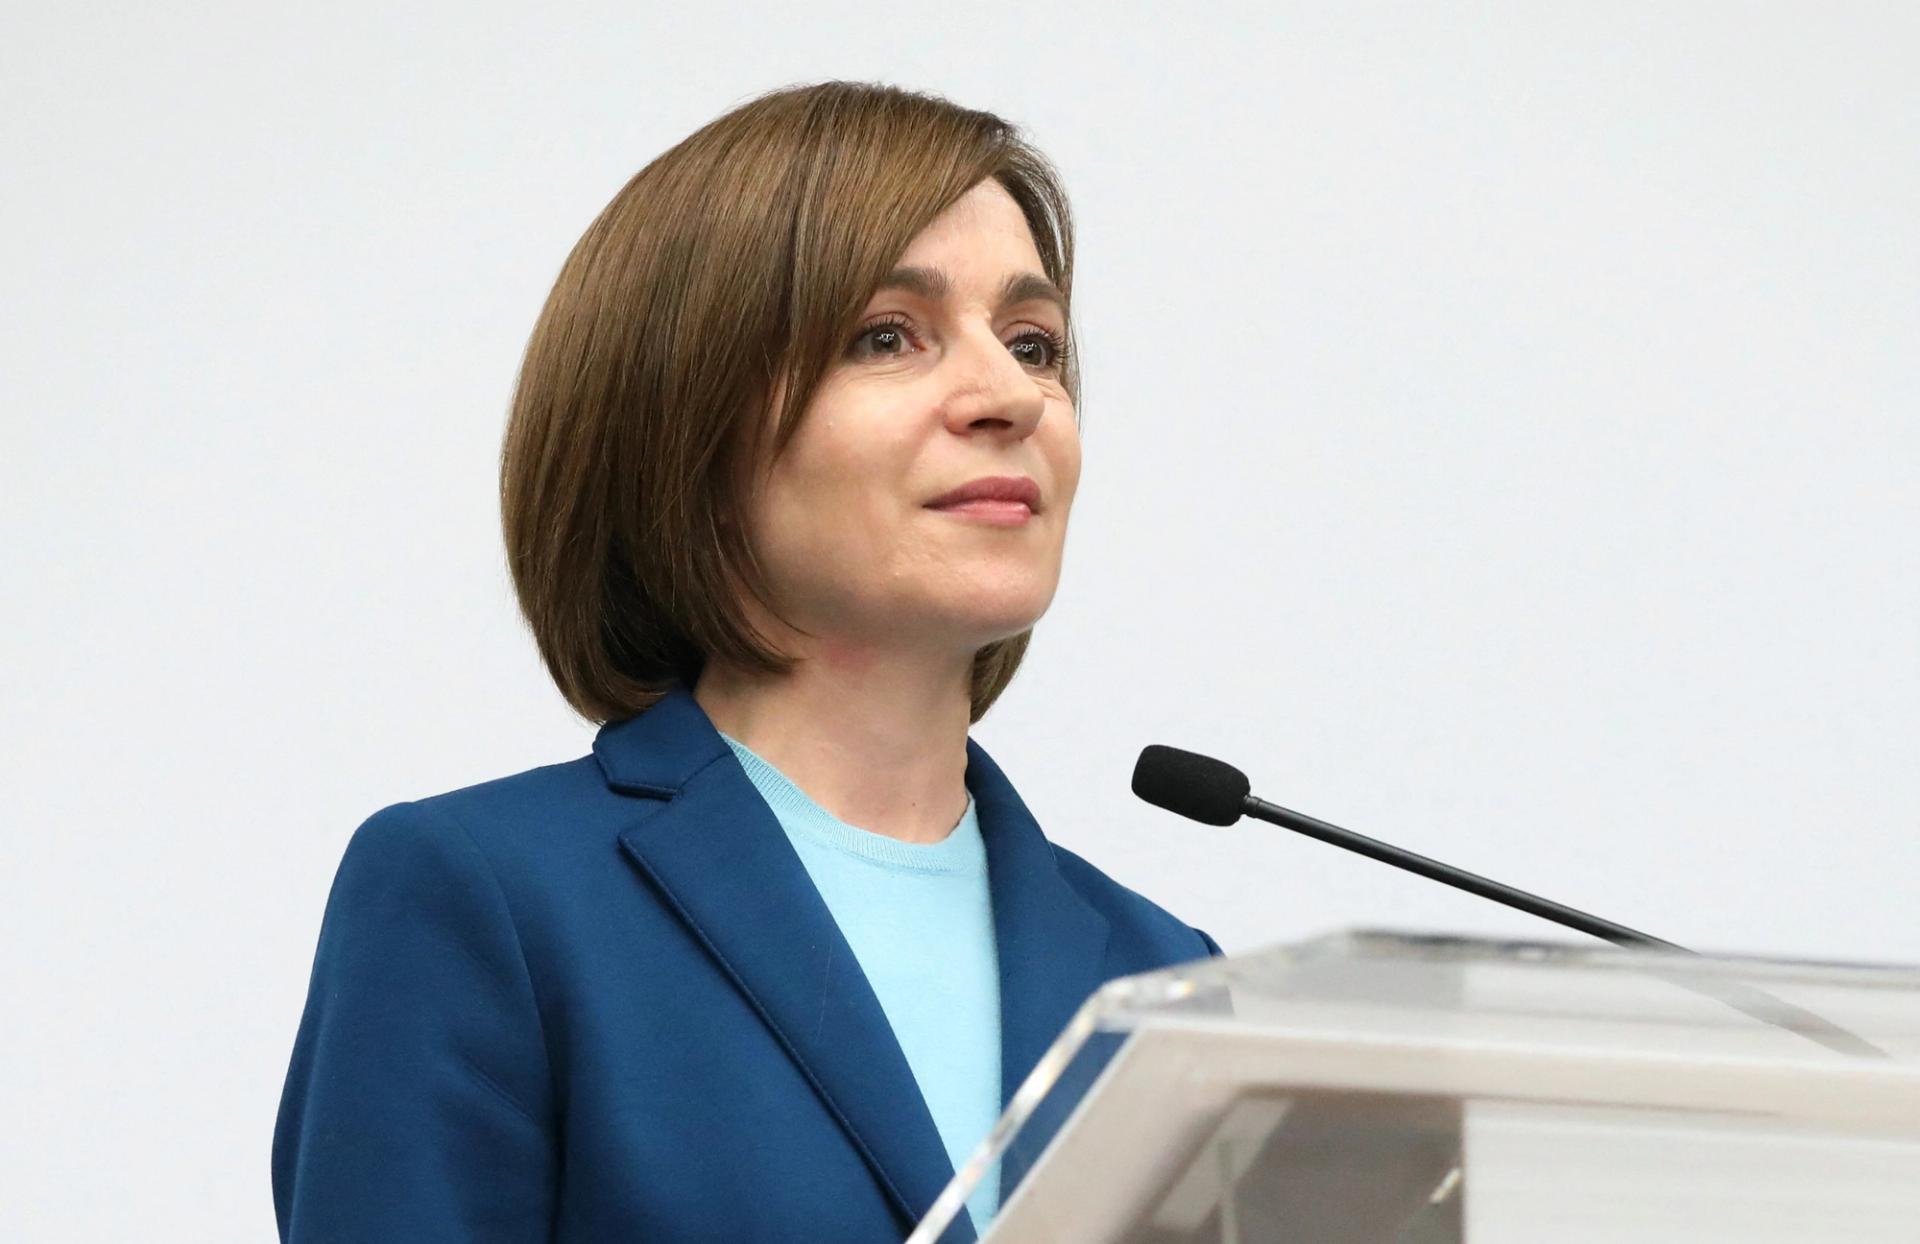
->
xmin=3 ymin=2 xmax=1914 ymax=1238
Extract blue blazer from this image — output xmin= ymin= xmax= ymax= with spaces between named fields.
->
xmin=273 ymin=683 xmax=1220 ymax=1242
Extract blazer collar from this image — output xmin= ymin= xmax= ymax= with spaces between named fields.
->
xmin=597 ymin=684 xmax=1110 ymax=1240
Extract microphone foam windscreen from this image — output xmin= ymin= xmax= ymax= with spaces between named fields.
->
xmin=1131 ymin=745 xmax=1250 ymax=826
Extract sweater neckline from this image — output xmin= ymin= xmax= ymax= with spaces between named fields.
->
xmin=719 ymin=732 xmax=985 ymax=875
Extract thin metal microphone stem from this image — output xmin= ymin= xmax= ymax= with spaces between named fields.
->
xmin=1242 ymin=793 xmax=1888 ymax=1057
xmin=1242 ymin=794 xmax=1685 ymax=951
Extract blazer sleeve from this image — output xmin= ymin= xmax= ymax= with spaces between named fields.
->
xmin=272 ymin=801 xmax=558 ymax=1242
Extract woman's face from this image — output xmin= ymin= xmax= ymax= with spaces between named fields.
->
xmin=744 ymin=178 xmax=1081 ymax=659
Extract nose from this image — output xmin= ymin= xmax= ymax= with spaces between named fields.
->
xmin=939 ymin=322 xmax=1049 ymax=440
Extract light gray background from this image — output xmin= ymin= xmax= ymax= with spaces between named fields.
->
xmin=3 ymin=2 xmax=1914 ymax=1238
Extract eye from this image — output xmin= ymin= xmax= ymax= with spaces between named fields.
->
xmin=846 ymin=313 xmax=917 ymax=361
xmin=1009 ymin=325 xmax=1072 ymax=372
xmin=846 ymin=314 xmax=1073 ymax=372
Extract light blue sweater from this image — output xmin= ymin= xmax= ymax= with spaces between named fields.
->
xmin=720 ymin=733 xmax=1003 ymax=1230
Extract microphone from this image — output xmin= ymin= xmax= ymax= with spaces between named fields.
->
xmin=1131 ymin=744 xmax=1678 ymax=949
xmin=1130 ymin=742 xmax=1886 ymax=1058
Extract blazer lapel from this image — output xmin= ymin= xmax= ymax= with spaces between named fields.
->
xmin=597 ymin=685 xmax=1113 ymax=1236
xmin=599 ymin=685 xmax=974 ymax=1240
xmin=966 ymin=737 xmax=1113 ymax=1203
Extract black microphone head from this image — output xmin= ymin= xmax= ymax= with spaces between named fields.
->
xmin=1131 ymin=745 xmax=1250 ymax=826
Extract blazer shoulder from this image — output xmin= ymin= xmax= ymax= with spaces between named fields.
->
xmin=413 ymin=751 xmax=609 ymax=819
xmin=1047 ymin=841 xmax=1223 ymax=963
xmin=342 ymin=753 xmax=637 ymax=908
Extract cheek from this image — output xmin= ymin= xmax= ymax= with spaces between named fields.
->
xmin=757 ymin=446 xmax=905 ymax=576
xmin=1048 ymin=421 xmax=1084 ymax=508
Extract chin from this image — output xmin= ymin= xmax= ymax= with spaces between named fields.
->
xmin=937 ymin=583 xmax=1056 ymax=642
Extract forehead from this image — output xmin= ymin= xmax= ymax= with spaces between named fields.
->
xmin=896 ymin=179 xmax=1043 ymax=270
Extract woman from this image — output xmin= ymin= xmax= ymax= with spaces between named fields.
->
xmin=272 ymin=80 xmax=1219 ymax=1243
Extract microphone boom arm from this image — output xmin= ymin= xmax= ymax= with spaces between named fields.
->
xmin=1243 ymin=795 xmax=1682 ymax=951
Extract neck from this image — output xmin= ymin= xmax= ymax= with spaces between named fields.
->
xmin=692 ymin=638 xmax=977 ymax=845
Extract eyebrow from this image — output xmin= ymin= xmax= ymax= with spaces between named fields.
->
xmin=873 ymin=265 xmax=1068 ymax=318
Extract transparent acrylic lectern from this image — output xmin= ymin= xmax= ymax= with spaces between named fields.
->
xmin=908 ymin=929 xmax=1920 ymax=1243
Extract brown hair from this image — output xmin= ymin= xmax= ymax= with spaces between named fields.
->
xmin=500 ymin=80 xmax=1079 ymax=726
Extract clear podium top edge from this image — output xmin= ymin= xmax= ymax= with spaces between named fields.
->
xmin=1224 ymin=927 xmax=1920 ymax=989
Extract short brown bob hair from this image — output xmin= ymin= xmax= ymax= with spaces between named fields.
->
xmin=500 ymin=81 xmax=1079 ymax=726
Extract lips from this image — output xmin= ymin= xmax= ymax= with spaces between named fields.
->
xmin=924 ymin=475 xmax=1042 ymax=513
